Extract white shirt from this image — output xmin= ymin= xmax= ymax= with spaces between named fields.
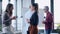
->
xmin=25 ymin=10 xmax=34 ymax=30
xmin=23 ymin=10 xmax=34 ymax=34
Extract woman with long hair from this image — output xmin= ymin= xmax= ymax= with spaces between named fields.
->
xmin=27 ymin=3 xmax=39 ymax=34
xmin=2 ymin=3 xmax=17 ymax=34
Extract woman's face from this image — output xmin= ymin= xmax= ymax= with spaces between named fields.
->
xmin=30 ymin=5 xmax=35 ymax=11
xmin=10 ymin=6 xmax=13 ymax=11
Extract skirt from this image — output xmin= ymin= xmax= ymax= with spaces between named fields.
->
xmin=29 ymin=25 xmax=38 ymax=34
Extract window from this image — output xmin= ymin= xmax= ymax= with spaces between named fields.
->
xmin=2 ymin=0 xmax=8 ymax=12
xmin=10 ymin=0 xmax=22 ymax=31
xmin=54 ymin=0 xmax=60 ymax=23
xmin=54 ymin=0 xmax=60 ymax=29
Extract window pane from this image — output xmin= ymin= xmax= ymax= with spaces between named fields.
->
xmin=10 ymin=0 xmax=22 ymax=31
xmin=54 ymin=0 xmax=60 ymax=29
xmin=54 ymin=0 xmax=60 ymax=23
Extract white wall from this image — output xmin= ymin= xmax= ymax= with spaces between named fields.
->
xmin=54 ymin=0 xmax=60 ymax=23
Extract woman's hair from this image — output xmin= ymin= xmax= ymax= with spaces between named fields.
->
xmin=5 ymin=3 xmax=13 ymax=16
xmin=31 ymin=3 xmax=38 ymax=13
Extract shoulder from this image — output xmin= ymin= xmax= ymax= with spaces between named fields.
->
xmin=4 ymin=12 xmax=8 ymax=15
xmin=3 ymin=12 xmax=8 ymax=17
xmin=32 ymin=12 xmax=38 ymax=17
xmin=48 ymin=12 xmax=53 ymax=16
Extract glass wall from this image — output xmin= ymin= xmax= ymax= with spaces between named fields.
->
xmin=54 ymin=0 xmax=60 ymax=29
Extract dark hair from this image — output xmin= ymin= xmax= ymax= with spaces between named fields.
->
xmin=31 ymin=3 xmax=38 ymax=13
xmin=5 ymin=3 xmax=13 ymax=16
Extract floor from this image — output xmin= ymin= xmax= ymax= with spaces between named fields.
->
xmin=0 ymin=31 xmax=59 ymax=34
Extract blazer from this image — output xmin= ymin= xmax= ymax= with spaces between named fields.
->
xmin=30 ymin=12 xmax=38 ymax=26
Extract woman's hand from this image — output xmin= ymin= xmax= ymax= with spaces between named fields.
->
xmin=27 ymin=19 xmax=30 ymax=23
xmin=11 ymin=16 xmax=17 ymax=20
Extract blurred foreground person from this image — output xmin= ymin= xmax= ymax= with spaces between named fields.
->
xmin=43 ymin=6 xmax=53 ymax=34
xmin=24 ymin=6 xmax=33 ymax=34
xmin=2 ymin=3 xmax=17 ymax=34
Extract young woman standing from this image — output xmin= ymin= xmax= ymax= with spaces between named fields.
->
xmin=2 ymin=3 xmax=17 ymax=34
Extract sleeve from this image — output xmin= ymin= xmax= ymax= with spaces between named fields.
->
xmin=45 ymin=14 xmax=53 ymax=24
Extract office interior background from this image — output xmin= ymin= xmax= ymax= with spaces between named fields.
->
xmin=0 ymin=0 xmax=60 ymax=34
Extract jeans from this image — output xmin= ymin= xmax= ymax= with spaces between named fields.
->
xmin=45 ymin=29 xmax=52 ymax=34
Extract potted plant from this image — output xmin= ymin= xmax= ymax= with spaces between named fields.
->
xmin=56 ymin=24 xmax=60 ymax=34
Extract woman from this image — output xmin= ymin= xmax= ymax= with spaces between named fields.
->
xmin=2 ymin=3 xmax=17 ymax=34
xmin=28 ymin=3 xmax=39 ymax=34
